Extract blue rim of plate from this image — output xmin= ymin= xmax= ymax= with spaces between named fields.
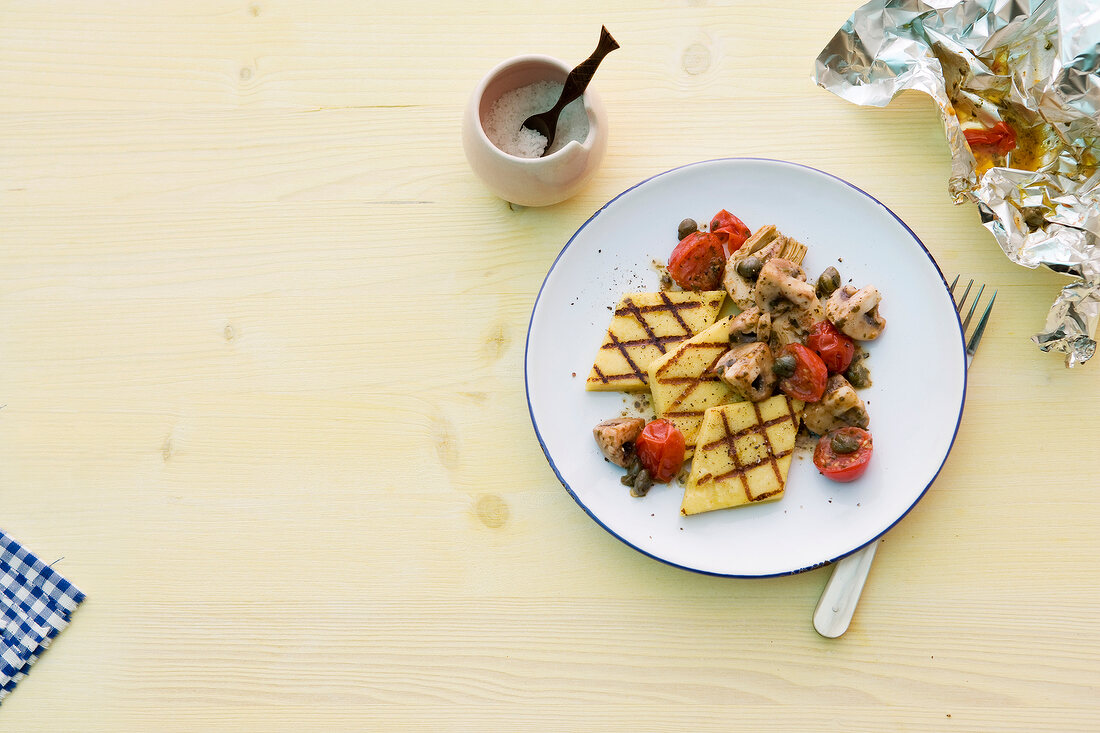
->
xmin=524 ymin=157 xmax=968 ymax=578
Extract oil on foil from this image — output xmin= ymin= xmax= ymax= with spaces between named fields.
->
xmin=815 ymin=0 xmax=1100 ymax=365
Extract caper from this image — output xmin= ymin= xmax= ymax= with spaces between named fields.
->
xmin=830 ymin=432 xmax=861 ymax=454
xmin=772 ymin=353 xmax=797 ymax=378
xmin=816 ymin=266 xmax=842 ymax=299
xmin=841 ymin=407 xmax=870 ymax=429
xmin=736 ymin=255 xmax=763 ymax=280
xmin=620 ymin=455 xmax=642 ymax=486
xmin=845 ymin=360 xmax=872 ymax=389
xmin=677 ymin=218 xmax=698 ymax=241
xmin=630 ymin=468 xmax=653 ymax=497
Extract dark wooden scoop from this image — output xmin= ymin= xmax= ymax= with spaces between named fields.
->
xmin=521 ymin=26 xmax=619 ymax=156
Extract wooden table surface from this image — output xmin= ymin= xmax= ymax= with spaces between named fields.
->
xmin=3 ymin=1 xmax=1098 ymax=730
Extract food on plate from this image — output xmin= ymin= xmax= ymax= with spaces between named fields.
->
xmin=723 ymin=225 xmax=808 ymax=310
xmin=586 ymin=290 xmax=726 ymax=392
xmin=590 ymin=212 xmax=885 ymax=505
xmin=647 ymin=316 xmax=738 ymax=454
xmin=735 ymin=256 xmax=763 ymax=281
xmin=815 ymin=266 xmax=842 ymax=300
xmin=680 ymin=395 xmax=804 ymax=515
xmin=619 ymin=457 xmax=654 ymax=497
xmin=609 ymin=418 xmax=686 ymax=497
xmin=592 ymin=417 xmax=645 ymax=468
xmin=843 ymin=351 xmax=872 ymax=388
xmin=634 ymin=419 xmax=686 ymax=483
xmin=756 ymin=258 xmax=826 ymax=350
xmin=714 ymin=341 xmax=776 ymax=402
xmin=727 ymin=305 xmax=771 ymax=344
xmin=708 ymin=209 xmax=751 ymax=257
xmin=813 ymin=427 xmax=873 ymax=482
xmin=801 ymin=374 xmax=869 ymax=435
xmin=677 ymin=217 xmax=698 ymax=241
xmin=668 ymin=231 xmax=727 ymax=290
xmin=755 ymin=258 xmax=819 ymax=313
xmin=775 ymin=343 xmax=827 ymax=403
xmin=666 ymin=209 xmax=755 ymax=292
xmin=806 ymin=320 xmax=856 ymax=374
xmin=824 ymin=285 xmax=886 ymax=341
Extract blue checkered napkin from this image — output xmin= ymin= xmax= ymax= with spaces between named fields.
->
xmin=0 ymin=531 xmax=84 ymax=703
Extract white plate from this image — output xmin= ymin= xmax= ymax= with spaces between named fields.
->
xmin=525 ymin=158 xmax=967 ymax=577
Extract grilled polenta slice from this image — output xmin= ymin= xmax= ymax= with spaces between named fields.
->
xmin=648 ymin=315 xmax=739 ymax=454
xmin=680 ymin=395 xmax=804 ymax=516
xmin=586 ymin=290 xmax=725 ymax=392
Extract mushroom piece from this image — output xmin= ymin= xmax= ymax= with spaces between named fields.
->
xmin=592 ymin=417 xmax=645 ymax=468
xmin=753 ymin=258 xmax=825 ymax=350
xmin=727 ymin=306 xmax=772 ymax=344
xmin=825 ymin=285 xmax=886 ymax=341
xmin=768 ymin=303 xmax=824 ymax=351
xmin=802 ymin=374 xmax=870 ymax=435
xmin=713 ymin=342 xmax=777 ymax=402
xmin=723 ymin=225 xmax=784 ymax=309
xmin=754 ymin=258 xmax=819 ymax=314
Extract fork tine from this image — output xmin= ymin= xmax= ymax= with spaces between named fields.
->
xmin=966 ymin=290 xmax=996 ymax=356
xmin=948 ymin=274 xmax=960 ymax=296
xmin=955 ymin=278 xmax=975 ymax=313
xmin=961 ymin=283 xmax=985 ymax=332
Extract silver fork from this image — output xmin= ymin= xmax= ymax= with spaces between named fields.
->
xmin=812 ymin=276 xmax=995 ymax=638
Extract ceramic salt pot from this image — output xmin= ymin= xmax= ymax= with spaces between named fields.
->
xmin=462 ymin=54 xmax=609 ymax=207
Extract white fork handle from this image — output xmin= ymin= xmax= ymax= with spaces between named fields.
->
xmin=813 ymin=541 xmax=878 ymax=638
xmin=811 ymin=284 xmax=982 ymax=638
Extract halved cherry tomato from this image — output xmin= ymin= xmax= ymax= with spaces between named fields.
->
xmin=777 ymin=343 xmax=828 ymax=402
xmin=806 ymin=320 xmax=856 ymax=373
xmin=963 ymin=121 xmax=1017 ymax=156
xmin=635 ymin=419 xmax=686 ymax=483
xmin=709 ymin=209 xmax=752 ymax=258
xmin=668 ymin=231 xmax=726 ymax=291
xmin=813 ymin=427 xmax=873 ymax=482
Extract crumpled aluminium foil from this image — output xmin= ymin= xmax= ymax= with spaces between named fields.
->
xmin=814 ymin=0 xmax=1100 ymax=366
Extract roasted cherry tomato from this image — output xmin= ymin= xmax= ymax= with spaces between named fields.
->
xmin=635 ymin=419 xmax=686 ymax=483
xmin=777 ymin=343 xmax=828 ymax=402
xmin=668 ymin=231 xmax=726 ymax=291
xmin=806 ymin=320 xmax=856 ymax=374
xmin=709 ymin=209 xmax=752 ymax=258
xmin=963 ymin=121 xmax=1017 ymax=156
xmin=813 ymin=427 xmax=873 ymax=482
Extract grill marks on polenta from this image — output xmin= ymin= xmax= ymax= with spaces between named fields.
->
xmin=647 ymin=316 xmax=739 ymax=455
xmin=696 ymin=402 xmax=794 ymax=494
xmin=680 ymin=396 xmax=804 ymax=515
xmin=586 ymin=290 xmax=725 ymax=392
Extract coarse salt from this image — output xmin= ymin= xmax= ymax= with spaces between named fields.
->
xmin=483 ymin=80 xmax=590 ymax=158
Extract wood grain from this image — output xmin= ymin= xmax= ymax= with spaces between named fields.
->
xmin=1 ymin=0 xmax=1098 ymax=729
